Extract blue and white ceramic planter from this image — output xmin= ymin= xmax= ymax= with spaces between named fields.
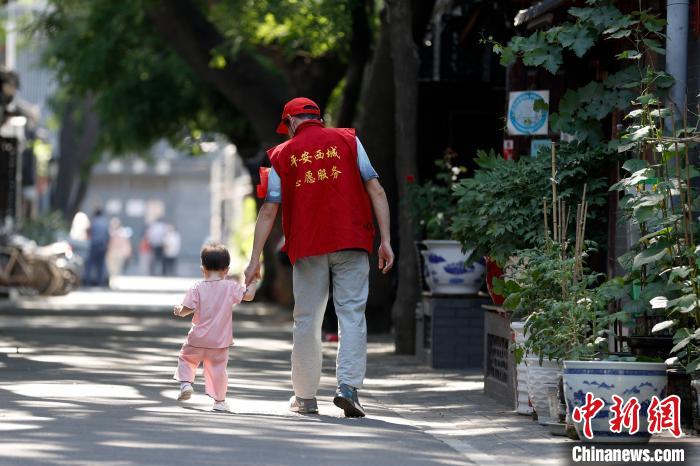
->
xmin=563 ymin=360 xmax=667 ymax=443
xmin=420 ymin=240 xmax=485 ymax=295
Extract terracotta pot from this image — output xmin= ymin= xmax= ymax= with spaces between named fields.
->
xmin=485 ymin=257 xmax=505 ymax=305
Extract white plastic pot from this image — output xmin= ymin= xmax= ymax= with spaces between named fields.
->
xmin=511 ymin=321 xmax=533 ymax=415
xmin=526 ymin=356 xmax=562 ymax=425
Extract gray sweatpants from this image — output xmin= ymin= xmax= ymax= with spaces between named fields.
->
xmin=291 ymin=250 xmax=369 ymax=398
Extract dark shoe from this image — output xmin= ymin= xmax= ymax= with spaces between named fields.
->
xmin=333 ymin=384 xmax=366 ymax=418
xmin=289 ymin=395 xmax=318 ymax=414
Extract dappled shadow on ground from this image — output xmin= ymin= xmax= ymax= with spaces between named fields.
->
xmin=363 ymin=336 xmax=573 ymax=464
xmin=0 ymin=299 xmax=467 ymax=466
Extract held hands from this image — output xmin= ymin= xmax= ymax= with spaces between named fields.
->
xmin=244 ymin=258 xmax=261 ymax=286
xmin=378 ymin=240 xmax=395 ymax=274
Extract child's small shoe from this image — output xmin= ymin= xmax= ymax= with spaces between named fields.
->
xmin=178 ymin=383 xmax=194 ymax=401
xmin=212 ymin=400 xmax=230 ymax=412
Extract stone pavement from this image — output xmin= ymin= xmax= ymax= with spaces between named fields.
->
xmin=0 ymin=277 xmax=697 ymax=466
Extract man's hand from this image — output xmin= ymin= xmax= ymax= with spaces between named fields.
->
xmin=378 ymin=241 xmax=394 ymax=274
xmin=244 ymin=259 xmax=261 ymax=285
xmin=173 ymin=305 xmax=183 ymax=317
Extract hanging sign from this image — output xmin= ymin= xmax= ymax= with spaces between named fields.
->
xmin=507 ymin=90 xmax=549 ymax=136
xmin=503 ymin=139 xmax=514 ymax=160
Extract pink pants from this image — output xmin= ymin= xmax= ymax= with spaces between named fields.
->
xmin=174 ymin=344 xmax=229 ymax=401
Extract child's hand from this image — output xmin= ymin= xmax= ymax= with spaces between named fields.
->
xmin=173 ymin=305 xmax=183 ymax=317
xmin=243 ymin=281 xmax=257 ymax=302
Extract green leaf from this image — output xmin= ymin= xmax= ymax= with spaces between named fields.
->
xmin=499 ymin=46 xmax=516 ymax=66
xmin=616 ymin=50 xmax=642 ymax=60
xmin=654 ymin=72 xmax=675 ymax=89
xmin=209 ymin=54 xmax=227 ymax=69
xmin=568 ymin=7 xmax=593 ymax=21
xmin=559 ymin=23 xmax=595 ymax=57
xmin=532 ymin=98 xmax=549 ymax=112
xmin=492 ymin=277 xmax=505 ymax=296
xmin=673 ymin=328 xmax=692 ymax=343
xmin=624 ymin=125 xmax=653 ymax=142
xmin=671 ymin=335 xmax=693 ymax=353
xmin=502 ymin=293 xmax=521 ymax=311
xmin=632 ymin=243 xmax=670 ymax=268
xmin=635 ymin=193 xmax=664 ymax=207
xmin=642 ymin=38 xmax=665 ymax=55
xmin=625 ymin=109 xmax=643 ymax=120
xmin=622 ymin=158 xmax=648 ymax=173
xmin=608 ymin=29 xmax=632 ymax=39
xmin=641 ymin=15 xmax=665 ymax=33
xmin=636 ymin=94 xmax=659 ymax=105
xmin=639 ymin=226 xmax=672 ymax=242
xmin=651 ymin=320 xmax=675 ymax=333
xmin=686 ymin=357 xmax=700 ymax=373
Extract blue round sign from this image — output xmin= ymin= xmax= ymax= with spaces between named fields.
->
xmin=508 ymin=91 xmax=548 ymax=135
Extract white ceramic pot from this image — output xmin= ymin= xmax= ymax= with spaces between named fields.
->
xmin=526 ymin=356 xmax=562 ymax=425
xmin=511 ymin=321 xmax=533 ymax=415
xmin=563 ymin=360 xmax=668 ymax=443
xmin=421 ymin=240 xmax=485 ymax=294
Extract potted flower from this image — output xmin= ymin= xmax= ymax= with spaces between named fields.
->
xmin=406 ymin=151 xmax=485 ymax=294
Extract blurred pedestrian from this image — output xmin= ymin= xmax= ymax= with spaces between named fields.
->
xmin=106 ymin=218 xmax=132 ymax=278
xmin=138 ymin=231 xmax=151 ymax=276
xmin=146 ymin=217 xmax=167 ymax=275
xmin=244 ymin=97 xmax=394 ymax=417
xmin=84 ymin=208 xmax=111 ymax=287
xmin=163 ymin=224 xmax=181 ymax=276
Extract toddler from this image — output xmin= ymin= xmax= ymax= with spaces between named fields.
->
xmin=173 ymin=243 xmax=256 ymax=412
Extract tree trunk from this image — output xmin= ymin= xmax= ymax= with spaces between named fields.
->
xmin=51 ymin=95 xmax=100 ymax=221
xmin=357 ymin=8 xmax=397 ymax=333
xmin=337 ymin=0 xmax=373 ymax=127
xmin=387 ymin=0 xmax=419 ymax=354
xmin=147 ymin=0 xmax=289 ymax=147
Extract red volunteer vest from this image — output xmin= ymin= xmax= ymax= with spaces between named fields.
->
xmin=267 ymin=121 xmax=375 ymax=264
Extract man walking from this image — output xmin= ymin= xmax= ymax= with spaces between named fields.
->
xmin=84 ymin=208 xmax=111 ymax=287
xmin=244 ymin=97 xmax=394 ymax=417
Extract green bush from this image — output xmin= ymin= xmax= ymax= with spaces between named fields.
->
xmin=450 ymin=144 xmax=609 ymax=266
xmin=19 ymin=211 xmax=68 ymax=245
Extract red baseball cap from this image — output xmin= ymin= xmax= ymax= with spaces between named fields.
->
xmin=276 ymin=97 xmax=321 ymax=134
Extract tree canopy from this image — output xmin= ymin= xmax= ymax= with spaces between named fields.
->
xmin=36 ymin=0 xmax=366 ymax=157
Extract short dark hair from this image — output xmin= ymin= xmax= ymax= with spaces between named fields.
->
xmin=200 ymin=243 xmax=230 ymax=271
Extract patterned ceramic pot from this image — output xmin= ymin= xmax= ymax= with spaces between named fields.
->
xmin=421 ymin=240 xmax=485 ymax=294
xmin=511 ymin=321 xmax=533 ymax=415
xmin=526 ymin=356 xmax=562 ymax=425
xmin=563 ymin=360 xmax=668 ymax=443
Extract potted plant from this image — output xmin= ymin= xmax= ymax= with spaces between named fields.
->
xmin=407 ymin=151 xmax=485 ymax=294
xmin=504 ymin=239 xmax=580 ymax=419
xmin=505 ymin=235 xmax=603 ymax=426
xmin=451 ymin=147 xmax=607 ymax=304
xmin=507 ymin=242 xmax=668 ymax=442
